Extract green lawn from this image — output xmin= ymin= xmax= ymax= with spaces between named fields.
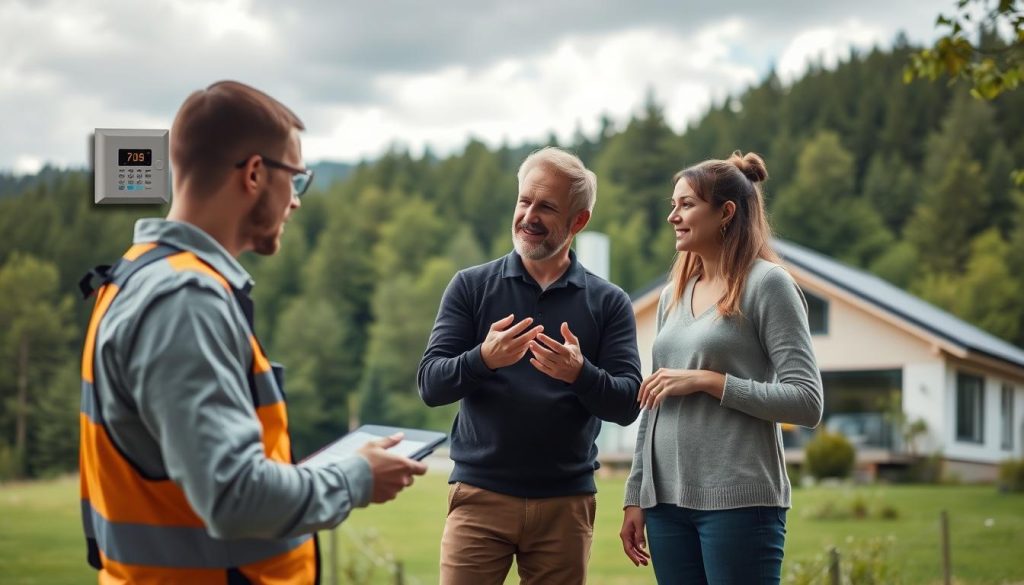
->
xmin=2 ymin=473 xmax=1022 ymax=584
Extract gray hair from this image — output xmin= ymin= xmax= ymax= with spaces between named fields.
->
xmin=516 ymin=146 xmax=597 ymax=214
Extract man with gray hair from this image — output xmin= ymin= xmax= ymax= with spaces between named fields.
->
xmin=418 ymin=146 xmax=642 ymax=584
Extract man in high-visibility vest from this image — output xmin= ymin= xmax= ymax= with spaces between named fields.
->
xmin=79 ymin=80 xmax=427 ymax=584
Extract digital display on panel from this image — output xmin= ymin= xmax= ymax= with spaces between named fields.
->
xmin=118 ymin=149 xmax=152 ymax=166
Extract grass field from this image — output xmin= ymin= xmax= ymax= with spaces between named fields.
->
xmin=2 ymin=472 xmax=1023 ymax=584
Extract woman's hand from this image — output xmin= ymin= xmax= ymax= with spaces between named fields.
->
xmin=638 ymin=368 xmax=725 ymax=409
xmin=620 ymin=506 xmax=650 ymax=567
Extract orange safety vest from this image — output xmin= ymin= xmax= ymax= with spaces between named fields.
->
xmin=79 ymin=243 xmax=319 ymax=584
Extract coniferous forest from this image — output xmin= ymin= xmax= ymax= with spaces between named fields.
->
xmin=2 ymin=39 xmax=1023 ymax=478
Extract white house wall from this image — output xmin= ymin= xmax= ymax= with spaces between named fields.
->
xmin=803 ymin=282 xmax=938 ymax=370
xmin=1015 ymin=384 xmax=1024 ymax=459
xmin=991 ymin=378 xmax=1023 ymax=460
xmin=902 ymin=362 xmax=947 ymax=454
xmin=635 ymin=300 xmax=658 ymax=378
xmin=942 ymin=363 xmax=1023 ymax=464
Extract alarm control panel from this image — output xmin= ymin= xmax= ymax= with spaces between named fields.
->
xmin=94 ymin=128 xmax=169 ymax=204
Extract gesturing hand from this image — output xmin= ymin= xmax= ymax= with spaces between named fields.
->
xmin=357 ymin=433 xmax=428 ymax=504
xmin=528 ymin=322 xmax=584 ymax=384
xmin=481 ymin=314 xmax=544 ymax=370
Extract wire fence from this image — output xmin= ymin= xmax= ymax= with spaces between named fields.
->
xmin=321 ymin=526 xmax=422 ymax=585
xmin=320 ymin=509 xmax=960 ymax=584
xmin=784 ymin=510 xmax=955 ymax=585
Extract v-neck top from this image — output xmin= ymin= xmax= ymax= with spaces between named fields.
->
xmin=686 ymin=274 xmax=723 ymax=321
xmin=624 ymin=259 xmax=823 ymax=510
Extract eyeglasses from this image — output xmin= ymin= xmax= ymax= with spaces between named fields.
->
xmin=235 ymin=154 xmax=314 ymax=198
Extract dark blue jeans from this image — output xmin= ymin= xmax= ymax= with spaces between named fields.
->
xmin=644 ymin=503 xmax=787 ymax=585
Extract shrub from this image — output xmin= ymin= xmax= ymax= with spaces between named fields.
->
xmin=805 ymin=431 xmax=855 ymax=480
xmin=998 ymin=458 xmax=1024 ymax=493
xmin=850 ymin=495 xmax=869 ymax=519
xmin=845 ymin=536 xmax=901 ymax=584
xmin=805 ymin=492 xmax=900 ymax=521
xmin=903 ymin=453 xmax=943 ymax=484
xmin=783 ymin=537 xmax=901 ymax=584
xmin=879 ymin=504 xmax=900 ymax=520
xmin=808 ymin=499 xmax=846 ymax=521
xmin=328 ymin=528 xmax=401 ymax=585
xmin=0 ymin=442 xmax=23 ymax=482
xmin=786 ymin=463 xmax=803 ymax=487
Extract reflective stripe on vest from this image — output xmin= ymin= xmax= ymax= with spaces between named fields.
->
xmin=79 ymin=244 xmax=317 ymax=584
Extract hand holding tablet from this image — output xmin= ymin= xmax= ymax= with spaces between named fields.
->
xmin=300 ymin=425 xmax=447 ymax=467
xmin=301 ymin=425 xmax=443 ymax=503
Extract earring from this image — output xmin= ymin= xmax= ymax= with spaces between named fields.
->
xmin=720 ymin=223 xmax=728 ymax=238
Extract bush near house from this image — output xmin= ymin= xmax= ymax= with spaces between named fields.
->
xmin=998 ymin=458 xmax=1024 ymax=492
xmin=805 ymin=431 xmax=856 ymax=480
xmin=786 ymin=462 xmax=803 ymax=487
xmin=904 ymin=453 xmax=944 ymax=484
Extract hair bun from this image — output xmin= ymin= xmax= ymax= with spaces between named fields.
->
xmin=729 ymin=151 xmax=768 ymax=183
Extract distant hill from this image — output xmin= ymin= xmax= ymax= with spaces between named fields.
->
xmin=0 ymin=161 xmax=354 ymax=199
xmin=309 ymin=161 xmax=354 ymax=188
xmin=0 ymin=165 xmax=86 ymax=199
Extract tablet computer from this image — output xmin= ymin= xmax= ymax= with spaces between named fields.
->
xmin=299 ymin=425 xmax=447 ymax=468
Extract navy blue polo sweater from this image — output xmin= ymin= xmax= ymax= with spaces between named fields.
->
xmin=417 ymin=250 xmax=642 ymax=498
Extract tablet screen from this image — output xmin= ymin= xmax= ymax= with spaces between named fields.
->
xmin=301 ymin=431 xmax=430 ymax=467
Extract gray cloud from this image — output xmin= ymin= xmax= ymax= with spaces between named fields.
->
xmin=0 ymin=0 xmax=941 ymax=172
xmin=271 ymin=0 xmax=935 ymax=78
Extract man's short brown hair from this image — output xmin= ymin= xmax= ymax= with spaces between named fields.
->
xmin=170 ymin=80 xmax=304 ymax=195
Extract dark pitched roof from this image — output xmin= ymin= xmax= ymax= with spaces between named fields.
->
xmin=629 ymin=273 xmax=668 ymax=303
xmin=629 ymin=239 xmax=1024 ymax=371
xmin=776 ymin=239 xmax=1024 ymax=370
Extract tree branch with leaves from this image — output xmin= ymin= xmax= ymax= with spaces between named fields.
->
xmin=905 ymin=0 xmax=1023 ymax=100
xmin=907 ymin=1 xmax=1023 ymax=185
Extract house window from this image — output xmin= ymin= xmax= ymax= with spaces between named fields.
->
xmin=821 ymin=369 xmax=902 ymax=449
xmin=1002 ymin=384 xmax=1015 ymax=451
xmin=956 ymin=372 xmax=985 ymax=444
xmin=803 ymin=289 xmax=828 ymax=335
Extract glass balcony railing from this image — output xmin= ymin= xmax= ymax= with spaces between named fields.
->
xmin=782 ymin=412 xmax=901 ymax=451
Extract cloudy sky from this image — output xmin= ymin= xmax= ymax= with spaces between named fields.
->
xmin=1 ymin=0 xmax=942 ymax=174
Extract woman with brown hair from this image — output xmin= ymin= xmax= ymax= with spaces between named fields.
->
xmin=618 ymin=152 xmax=823 ymax=584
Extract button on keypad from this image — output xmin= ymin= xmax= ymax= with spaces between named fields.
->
xmin=117 ymin=165 xmax=159 ymax=191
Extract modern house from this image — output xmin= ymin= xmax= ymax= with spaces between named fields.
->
xmin=597 ymin=238 xmax=1024 ymax=482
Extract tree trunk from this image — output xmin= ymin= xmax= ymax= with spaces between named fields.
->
xmin=15 ymin=335 xmax=28 ymax=458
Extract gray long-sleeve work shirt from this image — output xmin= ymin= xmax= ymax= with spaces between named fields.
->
xmin=92 ymin=218 xmax=371 ymax=539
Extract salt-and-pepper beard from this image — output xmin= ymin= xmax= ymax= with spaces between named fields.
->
xmin=512 ymin=217 xmax=573 ymax=261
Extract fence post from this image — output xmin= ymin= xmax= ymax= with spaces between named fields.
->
xmin=829 ymin=546 xmax=840 ymax=585
xmin=941 ymin=510 xmax=952 ymax=585
xmin=394 ymin=560 xmax=405 ymax=585
xmin=329 ymin=529 xmax=338 ymax=585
